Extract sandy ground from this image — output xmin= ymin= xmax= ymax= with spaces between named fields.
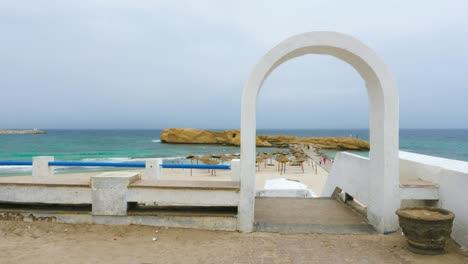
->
xmin=0 ymin=220 xmax=466 ymax=264
xmin=159 ymin=159 xmax=328 ymax=195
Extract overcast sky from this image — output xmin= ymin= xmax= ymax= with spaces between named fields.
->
xmin=1 ymin=1 xmax=467 ymax=129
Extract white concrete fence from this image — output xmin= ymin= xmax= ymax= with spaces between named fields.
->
xmin=323 ymin=151 xmax=468 ymax=251
xmin=31 ymin=156 xmax=163 ymax=179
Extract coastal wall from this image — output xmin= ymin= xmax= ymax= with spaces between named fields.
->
xmin=399 ymin=151 xmax=468 ymax=251
xmin=324 ymin=151 xmax=468 ymax=250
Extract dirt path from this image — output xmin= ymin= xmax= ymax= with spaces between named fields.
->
xmin=0 ymin=220 xmax=466 ymax=264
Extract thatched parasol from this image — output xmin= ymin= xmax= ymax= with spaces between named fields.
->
xmin=277 ymin=155 xmax=289 ymax=174
xmin=202 ymin=159 xmax=220 ymax=176
xmin=201 ymin=154 xmax=211 ymax=160
xmin=186 ymin=155 xmax=196 ymax=175
xmin=219 ymin=155 xmax=229 ymax=163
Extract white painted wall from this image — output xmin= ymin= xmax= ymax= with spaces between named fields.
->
xmin=323 ymin=152 xmax=370 ymax=205
xmin=325 ymin=151 xmax=468 ymax=250
xmin=0 ymin=185 xmax=91 ymax=204
xmin=399 ymin=151 xmax=468 ymax=251
xmin=127 ymin=188 xmax=239 ymax=207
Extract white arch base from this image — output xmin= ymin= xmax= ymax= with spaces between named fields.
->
xmin=239 ymin=32 xmax=400 ymax=234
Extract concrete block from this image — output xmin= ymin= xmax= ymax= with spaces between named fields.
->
xmin=91 ymin=172 xmax=140 ymax=216
xmin=32 ymin=156 xmax=54 ymax=178
xmin=143 ymin=158 xmax=162 ymax=180
xmin=231 ymin=159 xmax=240 ymax=181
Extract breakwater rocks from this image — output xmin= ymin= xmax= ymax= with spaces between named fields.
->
xmin=160 ymin=128 xmax=369 ymax=150
xmin=0 ymin=129 xmax=47 ymax=135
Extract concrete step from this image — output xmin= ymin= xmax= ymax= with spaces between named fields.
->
xmin=400 ymin=179 xmax=439 ymax=200
xmin=254 ymin=197 xmax=375 ymax=234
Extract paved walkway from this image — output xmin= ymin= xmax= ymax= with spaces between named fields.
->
xmin=299 ymin=144 xmax=333 ymax=172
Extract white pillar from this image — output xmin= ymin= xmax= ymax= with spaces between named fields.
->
xmin=231 ymin=159 xmax=240 ymax=181
xmin=143 ymin=158 xmax=162 ymax=180
xmin=32 ymin=156 xmax=54 ymax=178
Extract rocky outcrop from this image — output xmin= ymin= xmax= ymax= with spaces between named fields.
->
xmin=0 ymin=129 xmax=47 ymax=135
xmin=160 ymin=128 xmax=271 ymax=147
xmin=160 ymin=128 xmax=369 ymax=150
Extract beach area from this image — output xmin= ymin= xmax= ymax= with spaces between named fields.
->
xmin=0 ymin=146 xmax=329 ymax=196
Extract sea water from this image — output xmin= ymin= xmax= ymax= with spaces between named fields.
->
xmin=0 ymin=129 xmax=467 ymax=175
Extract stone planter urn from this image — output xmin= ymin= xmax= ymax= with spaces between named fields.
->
xmin=396 ymin=207 xmax=455 ymax=255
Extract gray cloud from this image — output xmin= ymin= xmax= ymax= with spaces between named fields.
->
xmin=1 ymin=0 xmax=467 ymax=129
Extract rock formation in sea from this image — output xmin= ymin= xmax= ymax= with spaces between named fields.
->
xmin=160 ymin=128 xmax=369 ymax=150
xmin=0 ymin=129 xmax=47 ymax=135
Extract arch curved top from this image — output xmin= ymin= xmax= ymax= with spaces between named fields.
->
xmin=240 ymin=31 xmax=400 ymax=159
xmin=241 ymin=31 xmax=399 ymax=105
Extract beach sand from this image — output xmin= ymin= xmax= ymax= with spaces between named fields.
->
xmin=159 ymin=158 xmax=328 ymax=195
xmin=0 ymin=220 xmax=465 ymax=264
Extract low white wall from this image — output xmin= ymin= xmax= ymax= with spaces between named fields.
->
xmin=0 ymin=185 xmax=91 ymax=204
xmin=322 ymin=152 xmax=370 ymax=205
xmin=325 ymin=151 xmax=468 ymax=250
xmin=128 ymin=188 xmax=239 ymax=207
xmin=399 ymin=151 xmax=468 ymax=250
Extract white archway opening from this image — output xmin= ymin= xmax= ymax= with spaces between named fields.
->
xmin=239 ymin=32 xmax=400 ymax=233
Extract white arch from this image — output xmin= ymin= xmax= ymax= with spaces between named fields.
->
xmin=239 ymin=32 xmax=400 ymax=233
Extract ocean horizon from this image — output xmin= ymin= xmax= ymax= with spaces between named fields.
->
xmin=1 ymin=128 xmax=467 ymax=175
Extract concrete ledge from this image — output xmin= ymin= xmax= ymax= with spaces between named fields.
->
xmin=128 ymin=188 xmax=239 ymax=206
xmin=0 ymin=210 xmax=238 ymax=231
xmin=255 ymin=189 xmax=315 ymax=198
xmin=130 ymin=180 xmax=240 ymax=191
xmin=0 ymin=185 xmax=91 ymax=204
xmin=0 ymin=181 xmax=89 ymax=188
xmin=399 ymin=179 xmax=439 ymax=200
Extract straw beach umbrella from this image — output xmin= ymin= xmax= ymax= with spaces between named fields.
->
xmin=186 ymin=155 xmax=195 ymax=176
xmin=277 ymin=155 xmax=289 ymax=174
xmin=219 ymin=154 xmax=229 ymax=164
xmin=295 ymin=156 xmax=306 ymax=173
xmin=201 ymin=158 xmax=219 ymax=176
xmin=207 ymin=159 xmax=220 ymax=176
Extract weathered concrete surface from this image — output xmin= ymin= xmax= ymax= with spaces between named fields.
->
xmin=91 ymin=172 xmax=140 ymax=216
xmin=255 ymin=197 xmax=374 ymax=234
xmin=0 ymin=220 xmax=466 ymax=264
xmin=0 ymin=185 xmax=91 ymax=204
xmin=32 ymin=156 xmax=54 ymax=178
xmin=0 ymin=209 xmax=237 ymax=231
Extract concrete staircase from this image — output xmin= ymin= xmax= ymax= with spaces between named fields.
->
xmin=400 ymin=179 xmax=439 ymax=201
xmin=254 ymin=197 xmax=375 ymax=234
